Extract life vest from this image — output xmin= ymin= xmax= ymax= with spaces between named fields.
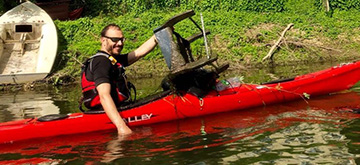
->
xmin=80 ymin=52 xmax=134 ymax=110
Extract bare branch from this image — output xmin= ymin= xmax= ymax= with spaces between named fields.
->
xmin=262 ymin=23 xmax=294 ymax=61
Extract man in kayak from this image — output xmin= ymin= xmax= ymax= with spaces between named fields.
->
xmin=81 ymin=24 xmax=158 ymax=135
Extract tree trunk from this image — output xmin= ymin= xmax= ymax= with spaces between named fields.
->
xmin=324 ymin=0 xmax=330 ymax=12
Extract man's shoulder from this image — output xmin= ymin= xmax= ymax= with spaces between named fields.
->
xmin=116 ymin=53 xmax=129 ymax=66
xmin=116 ymin=53 xmax=128 ymax=58
xmin=90 ymin=55 xmax=111 ymax=68
xmin=91 ymin=55 xmax=110 ymax=64
xmin=91 ymin=51 xmax=109 ymax=58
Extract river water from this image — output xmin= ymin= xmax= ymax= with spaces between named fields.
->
xmin=0 ymin=61 xmax=360 ymax=164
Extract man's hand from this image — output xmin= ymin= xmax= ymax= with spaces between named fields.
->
xmin=97 ymin=83 xmax=132 ymax=135
xmin=117 ymin=125 xmax=132 ymax=135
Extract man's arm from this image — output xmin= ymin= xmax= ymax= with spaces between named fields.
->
xmin=127 ymin=35 xmax=157 ymax=65
xmin=96 ymin=83 xmax=132 ymax=135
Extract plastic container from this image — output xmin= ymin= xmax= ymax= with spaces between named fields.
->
xmin=215 ymin=77 xmax=241 ymax=91
xmin=227 ymin=77 xmax=241 ymax=88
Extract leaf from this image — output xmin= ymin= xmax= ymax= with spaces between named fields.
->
xmin=303 ymin=92 xmax=310 ymax=99
xmin=238 ymin=76 xmax=245 ymax=82
xmin=275 ymin=83 xmax=283 ymax=90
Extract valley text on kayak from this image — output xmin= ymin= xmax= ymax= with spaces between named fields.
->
xmin=123 ymin=113 xmax=153 ymax=123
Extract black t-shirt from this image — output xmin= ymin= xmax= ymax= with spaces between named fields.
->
xmin=86 ymin=51 xmax=129 ymax=87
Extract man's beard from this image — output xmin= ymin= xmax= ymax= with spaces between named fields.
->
xmin=112 ymin=45 xmax=123 ymax=55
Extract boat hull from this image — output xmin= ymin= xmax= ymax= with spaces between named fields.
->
xmin=0 ymin=1 xmax=58 ymax=84
xmin=1 ymin=61 xmax=360 ymax=143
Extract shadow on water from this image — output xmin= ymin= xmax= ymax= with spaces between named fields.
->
xmin=0 ymin=61 xmax=360 ymax=164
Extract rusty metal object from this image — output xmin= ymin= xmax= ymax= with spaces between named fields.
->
xmin=154 ymin=10 xmax=228 ymax=76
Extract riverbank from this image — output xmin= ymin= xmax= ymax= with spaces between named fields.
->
xmin=1 ymin=55 xmax=359 ymax=93
xmin=2 ymin=7 xmax=360 ymax=89
xmin=49 ymin=8 xmax=360 ymax=83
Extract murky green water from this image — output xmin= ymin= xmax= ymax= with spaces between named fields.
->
xmin=0 ymin=61 xmax=360 ymax=164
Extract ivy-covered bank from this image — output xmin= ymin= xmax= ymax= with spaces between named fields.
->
xmin=53 ymin=9 xmax=360 ymax=81
xmin=2 ymin=0 xmax=360 ymax=84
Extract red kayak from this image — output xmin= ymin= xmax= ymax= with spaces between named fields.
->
xmin=1 ymin=60 xmax=360 ymax=144
xmin=1 ymin=91 xmax=359 ymax=162
xmin=1 ymin=10 xmax=360 ymax=144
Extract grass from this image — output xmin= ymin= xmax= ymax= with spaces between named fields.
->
xmin=46 ymin=7 xmax=360 ymax=83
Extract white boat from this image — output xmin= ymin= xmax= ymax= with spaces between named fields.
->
xmin=0 ymin=1 xmax=58 ymax=84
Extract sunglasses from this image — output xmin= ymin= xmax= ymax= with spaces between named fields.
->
xmin=103 ymin=36 xmax=125 ymax=43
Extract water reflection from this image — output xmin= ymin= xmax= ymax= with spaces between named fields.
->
xmin=1 ymin=62 xmax=360 ymax=164
xmin=91 ymin=92 xmax=360 ymax=164
xmin=0 ymin=90 xmax=59 ymax=122
xmin=340 ymin=118 xmax=360 ymax=164
xmin=0 ymin=92 xmax=359 ymax=164
xmin=101 ymin=135 xmax=128 ymax=163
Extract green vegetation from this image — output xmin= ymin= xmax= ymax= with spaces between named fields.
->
xmin=79 ymin=0 xmax=360 ymax=16
xmin=2 ymin=0 xmax=360 ymax=83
